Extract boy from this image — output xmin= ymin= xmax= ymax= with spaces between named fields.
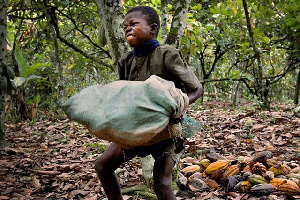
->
xmin=95 ymin=6 xmax=203 ymax=200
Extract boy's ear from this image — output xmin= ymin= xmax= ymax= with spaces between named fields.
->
xmin=151 ymin=23 xmax=158 ymax=34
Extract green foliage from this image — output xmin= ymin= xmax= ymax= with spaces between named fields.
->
xmin=5 ymin=0 xmax=299 ymax=117
xmin=83 ymin=142 xmax=106 ymax=154
xmin=180 ymin=0 xmax=299 ymax=105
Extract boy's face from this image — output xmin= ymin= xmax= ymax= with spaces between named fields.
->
xmin=124 ymin=11 xmax=156 ymax=47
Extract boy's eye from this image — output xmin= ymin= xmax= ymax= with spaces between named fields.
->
xmin=123 ymin=22 xmax=139 ymax=30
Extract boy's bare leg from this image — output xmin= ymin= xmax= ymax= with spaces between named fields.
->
xmin=94 ymin=142 xmax=125 ymax=200
xmin=153 ymin=156 xmax=177 ymax=200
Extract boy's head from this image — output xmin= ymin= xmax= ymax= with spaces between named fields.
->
xmin=124 ymin=6 xmax=160 ymax=47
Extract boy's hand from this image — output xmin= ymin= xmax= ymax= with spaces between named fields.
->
xmin=187 ymin=85 xmax=203 ymax=105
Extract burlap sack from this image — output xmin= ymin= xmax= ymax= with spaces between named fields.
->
xmin=63 ymin=75 xmax=189 ymax=147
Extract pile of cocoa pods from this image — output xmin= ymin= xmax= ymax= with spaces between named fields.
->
xmin=178 ymin=151 xmax=300 ymax=196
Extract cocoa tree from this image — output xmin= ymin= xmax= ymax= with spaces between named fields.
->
xmin=295 ymin=69 xmax=300 ymax=105
xmin=95 ymin=0 xmax=129 ymax=65
xmin=0 ymin=0 xmax=7 ymax=147
xmin=165 ymin=0 xmax=191 ymax=47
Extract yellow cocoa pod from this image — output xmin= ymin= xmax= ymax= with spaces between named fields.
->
xmin=270 ymin=178 xmax=300 ymax=194
xmin=268 ymin=164 xmax=284 ymax=176
xmin=182 ymin=165 xmax=201 ymax=174
xmin=205 ymin=160 xmax=230 ymax=175
xmin=223 ymin=164 xmax=240 ymax=178
xmin=242 ymin=163 xmax=251 ymax=172
xmin=199 ymin=159 xmax=211 ymax=169
xmin=234 ymin=181 xmax=252 ymax=193
xmin=247 ymin=174 xmax=268 ymax=185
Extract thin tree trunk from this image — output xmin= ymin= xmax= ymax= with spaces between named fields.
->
xmin=43 ymin=6 xmax=64 ymax=107
xmin=242 ymin=0 xmax=269 ymax=109
xmin=166 ymin=0 xmax=191 ymax=47
xmin=294 ymin=69 xmax=300 ymax=105
xmin=11 ymin=10 xmax=26 ymax=119
xmin=233 ymin=81 xmax=241 ymax=106
xmin=160 ymin=0 xmax=168 ymax=44
xmin=0 ymin=0 xmax=7 ymax=148
xmin=95 ymin=0 xmax=128 ymax=65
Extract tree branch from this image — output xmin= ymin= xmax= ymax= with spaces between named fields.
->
xmin=45 ymin=5 xmax=113 ymax=70
xmin=8 ymin=14 xmax=45 ymax=20
xmin=202 ymin=77 xmax=255 ymax=94
xmin=56 ymin=9 xmax=111 ymax=58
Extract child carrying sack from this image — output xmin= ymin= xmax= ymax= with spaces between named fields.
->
xmin=62 ymin=75 xmax=189 ymax=147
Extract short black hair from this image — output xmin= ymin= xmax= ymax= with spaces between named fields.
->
xmin=126 ymin=6 xmax=160 ymax=35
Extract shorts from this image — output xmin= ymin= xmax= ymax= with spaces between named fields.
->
xmin=122 ymin=137 xmax=185 ymax=164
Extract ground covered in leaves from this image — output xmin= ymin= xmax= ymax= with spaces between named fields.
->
xmin=0 ymin=101 xmax=299 ymax=200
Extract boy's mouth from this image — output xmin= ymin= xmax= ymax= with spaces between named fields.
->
xmin=126 ymin=34 xmax=134 ymax=38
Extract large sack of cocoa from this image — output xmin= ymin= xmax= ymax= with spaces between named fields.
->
xmin=62 ymin=75 xmax=188 ymax=147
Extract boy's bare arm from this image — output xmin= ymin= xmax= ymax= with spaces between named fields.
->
xmin=187 ymin=85 xmax=203 ymax=105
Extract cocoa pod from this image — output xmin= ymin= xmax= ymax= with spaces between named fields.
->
xmin=205 ymin=178 xmax=219 ymax=189
xmin=223 ymin=164 xmax=240 ymax=178
xmin=225 ymin=175 xmax=243 ymax=192
xmin=188 ymin=177 xmax=210 ymax=192
xmin=182 ymin=165 xmax=201 ymax=177
xmin=270 ymin=178 xmax=300 ymax=194
xmin=204 ymin=160 xmax=230 ymax=175
xmin=268 ymin=164 xmax=284 ymax=176
xmin=234 ymin=181 xmax=252 ymax=193
xmin=188 ymin=172 xmax=203 ymax=182
xmin=247 ymin=174 xmax=268 ymax=185
xmin=264 ymin=171 xmax=275 ymax=181
xmin=290 ymin=167 xmax=300 ymax=174
xmin=6 ymin=66 xmax=15 ymax=79
xmin=251 ymin=162 xmax=266 ymax=175
xmin=249 ymin=183 xmax=277 ymax=195
xmin=287 ymin=173 xmax=300 ymax=181
xmin=210 ymin=168 xmax=225 ymax=180
xmin=199 ymin=159 xmax=211 ymax=169
xmin=282 ymin=164 xmax=292 ymax=175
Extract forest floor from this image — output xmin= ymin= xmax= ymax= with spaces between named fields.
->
xmin=0 ymin=101 xmax=299 ymax=200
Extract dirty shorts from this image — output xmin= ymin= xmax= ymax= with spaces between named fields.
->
xmin=122 ymin=137 xmax=184 ymax=165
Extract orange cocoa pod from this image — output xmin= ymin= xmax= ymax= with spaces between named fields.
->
xmin=204 ymin=160 xmax=230 ymax=175
xmin=223 ymin=164 xmax=240 ymax=178
xmin=270 ymin=178 xmax=300 ymax=194
xmin=182 ymin=165 xmax=201 ymax=174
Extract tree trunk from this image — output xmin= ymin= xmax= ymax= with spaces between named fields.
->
xmin=95 ymin=0 xmax=129 ymax=66
xmin=43 ymin=6 xmax=64 ymax=107
xmin=166 ymin=0 xmax=191 ymax=47
xmin=232 ymin=81 xmax=241 ymax=106
xmin=0 ymin=0 xmax=7 ymax=148
xmin=242 ymin=0 xmax=269 ymax=109
xmin=294 ymin=69 xmax=300 ymax=105
xmin=160 ymin=0 xmax=168 ymax=44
